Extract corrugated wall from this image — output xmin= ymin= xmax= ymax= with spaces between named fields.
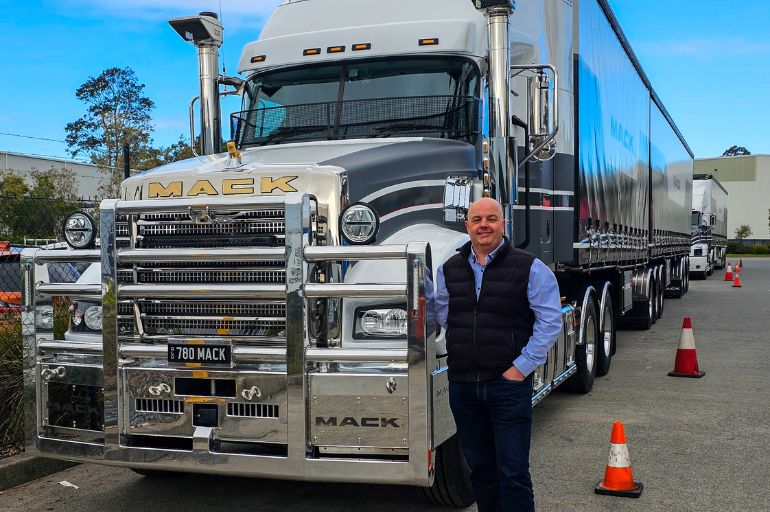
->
xmin=694 ymin=155 xmax=770 ymax=241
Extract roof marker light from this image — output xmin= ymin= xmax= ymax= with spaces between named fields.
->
xmin=418 ymin=38 xmax=439 ymax=46
xmin=250 ymin=55 xmax=266 ymax=63
xmin=303 ymin=48 xmax=321 ymax=56
xmin=327 ymin=45 xmax=346 ymax=53
xmin=352 ymin=43 xmax=372 ymax=51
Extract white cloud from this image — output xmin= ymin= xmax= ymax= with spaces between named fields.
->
xmin=636 ymin=37 xmax=770 ymax=58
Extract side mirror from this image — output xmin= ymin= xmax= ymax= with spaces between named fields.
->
xmin=443 ymin=177 xmax=472 ymax=223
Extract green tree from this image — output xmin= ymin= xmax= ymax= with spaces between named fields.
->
xmin=734 ymin=224 xmax=753 ymax=240
xmin=65 ymin=67 xmax=155 ymax=196
xmin=0 ymin=170 xmax=81 ymax=243
xmin=722 ymin=145 xmax=751 ymax=157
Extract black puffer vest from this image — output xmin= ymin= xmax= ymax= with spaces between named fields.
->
xmin=443 ymin=239 xmax=536 ymax=382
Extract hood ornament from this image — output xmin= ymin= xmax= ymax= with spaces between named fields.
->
xmin=188 ymin=206 xmax=214 ymax=224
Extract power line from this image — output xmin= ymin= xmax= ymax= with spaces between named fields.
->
xmin=0 ymin=131 xmax=67 ymax=144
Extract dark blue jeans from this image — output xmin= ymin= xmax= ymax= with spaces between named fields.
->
xmin=449 ymin=375 xmax=534 ymax=512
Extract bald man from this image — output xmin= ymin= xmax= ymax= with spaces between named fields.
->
xmin=435 ymin=197 xmax=562 ymax=512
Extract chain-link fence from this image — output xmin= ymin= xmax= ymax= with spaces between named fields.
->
xmin=0 ymin=196 xmax=97 ymax=458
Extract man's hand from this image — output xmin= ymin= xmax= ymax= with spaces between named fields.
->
xmin=502 ymin=365 xmax=526 ymax=382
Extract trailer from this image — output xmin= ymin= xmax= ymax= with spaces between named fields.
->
xmin=690 ymin=174 xmax=728 ymax=278
xmin=23 ymin=0 xmax=692 ymax=507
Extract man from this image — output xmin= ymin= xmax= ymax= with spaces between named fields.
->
xmin=435 ymin=197 xmax=562 ymax=512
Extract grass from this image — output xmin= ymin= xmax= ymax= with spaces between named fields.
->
xmin=0 ymin=322 xmax=23 ymax=458
xmin=727 ymin=254 xmax=770 ymax=258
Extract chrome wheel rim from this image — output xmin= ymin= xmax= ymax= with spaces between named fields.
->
xmin=602 ymin=302 xmax=612 ymax=355
xmin=585 ymin=315 xmax=596 ymax=371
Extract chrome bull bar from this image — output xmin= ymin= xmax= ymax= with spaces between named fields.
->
xmin=23 ymin=193 xmax=436 ymax=486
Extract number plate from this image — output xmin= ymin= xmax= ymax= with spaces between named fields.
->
xmin=168 ymin=343 xmax=232 ymax=366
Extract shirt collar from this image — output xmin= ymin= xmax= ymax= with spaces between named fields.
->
xmin=469 ymin=238 xmax=505 ymax=266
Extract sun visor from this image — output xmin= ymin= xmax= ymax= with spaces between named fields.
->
xmin=238 ymin=20 xmax=484 ymax=74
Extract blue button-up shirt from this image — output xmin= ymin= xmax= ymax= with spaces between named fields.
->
xmin=435 ymin=240 xmax=563 ymax=378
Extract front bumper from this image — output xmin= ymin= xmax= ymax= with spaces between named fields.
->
xmin=23 ymin=194 xmax=442 ymax=486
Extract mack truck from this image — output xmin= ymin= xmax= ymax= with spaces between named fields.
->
xmin=22 ymin=0 xmax=693 ymax=506
xmin=690 ymin=174 xmax=728 ymax=278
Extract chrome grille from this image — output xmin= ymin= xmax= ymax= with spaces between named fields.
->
xmin=134 ymin=268 xmax=285 ymax=284
xmin=143 ymin=318 xmax=285 ymax=337
xmin=227 ymin=402 xmax=279 ymax=419
xmin=116 ymin=205 xmax=290 ymax=347
xmin=137 ymin=210 xmax=285 ymax=249
xmin=142 ymin=302 xmax=285 ymax=317
xmin=136 ymin=398 xmax=184 ymax=414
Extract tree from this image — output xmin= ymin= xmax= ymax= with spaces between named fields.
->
xmin=65 ymin=67 xmax=155 ymax=196
xmin=135 ymin=135 xmax=197 ymax=171
xmin=722 ymin=145 xmax=751 ymax=157
xmin=0 ymin=170 xmax=82 ymax=243
xmin=734 ymin=224 xmax=753 ymax=240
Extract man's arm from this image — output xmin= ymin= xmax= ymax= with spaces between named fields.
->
xmin=434 ymin=264 xmax=449 ymax=330
xmin=506 ymin=258 xmax=562 ymax=380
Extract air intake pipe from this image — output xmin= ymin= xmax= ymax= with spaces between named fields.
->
xmin=473 ymin=0 xmax=517 ymax=239
xmin=169 ymin=12 xmax=224 ymax=155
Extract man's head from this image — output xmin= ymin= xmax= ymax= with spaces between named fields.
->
xmin=465 ymin=197 xmax=505 ymax=255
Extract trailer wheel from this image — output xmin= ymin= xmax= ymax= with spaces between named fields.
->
xmin=596 ymin=291 xmax=615 ymax=376
xmin=683 ymin=259 xmax=690 ymax=293
xmin=420 ymin=435 xmax=475 ymax=508
xmin=656 ymin=268 xmax=664 ymax=320
xmin=563 ymin=298 xmax=598 ymax=393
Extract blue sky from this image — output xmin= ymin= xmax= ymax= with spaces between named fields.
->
xmin=1 ymin=0 xmax=768 ymax=161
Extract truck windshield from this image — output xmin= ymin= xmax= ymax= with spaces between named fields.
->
xmin=691 ymin=211 xmax=701 ymax=227
xmin=233 ymin=57 xmax=481 ymax=147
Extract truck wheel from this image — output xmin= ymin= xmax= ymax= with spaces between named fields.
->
xmin=420 ymin=435 xmax=475 ymax=508
xmin=563 ymin=298 xmax=598 ymax=393
xmin=596 ymin=291 xmax=615 ymax=376
xmin=650 ymin=279 xmax=658 ymax=325
xmin=656 ymin=272 xmax=664 ymax=320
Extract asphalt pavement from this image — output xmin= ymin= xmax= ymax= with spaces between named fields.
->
xmin=1 ymin=258 xmax=768 ymax=512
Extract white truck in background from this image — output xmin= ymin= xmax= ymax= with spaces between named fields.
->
xmin=690 ymin=174 xmax=728 ymax=278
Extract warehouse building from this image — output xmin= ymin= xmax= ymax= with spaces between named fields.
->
xmin=0 ymin=150 xmax=111 ymax=199
xmin=694 ymin=154 xmax=770 ymax=243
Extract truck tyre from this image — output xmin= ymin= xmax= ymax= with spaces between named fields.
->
xmin=563 ymin=298 xmax=598 ymax=393
xmin=420 ymin=435 xmax=475 ymax=508
xmin=596 ymin=291 xmax=615 ymax=376
xmin=656 ymin=270 xmax=664 ymax=320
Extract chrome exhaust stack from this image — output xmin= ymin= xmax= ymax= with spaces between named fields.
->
xmin=169 ymin=12 xmax=224 ymax=155
xmin=474 ymin=0 xmax=517 ymax=237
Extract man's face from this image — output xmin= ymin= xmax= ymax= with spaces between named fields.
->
xmin=465 ymin=198 xmax=504 ymax=252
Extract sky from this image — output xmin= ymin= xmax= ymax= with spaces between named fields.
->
xmin=1 ymin=0 xmax=768 ymax=162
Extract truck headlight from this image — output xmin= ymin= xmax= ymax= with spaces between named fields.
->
xmin=340 ymin=203 xmax=379 ymax=245
xmin=36 ymin=305 xmax=54 ymax=330
xmin=354 ymin=306 xmax=408 ymax=338
xmin=63 ymin=212 xmax=97 ymax=249
xmin=71 ymin=301 xmax=102 ymax=332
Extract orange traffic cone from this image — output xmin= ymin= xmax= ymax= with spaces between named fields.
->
xmin=733 ymin=274 xmax=742 ymax=288
xmin=595 ymin=422 xmax=643 ymax=498
xmin=723 ymin=262 xmax=733 ymax=282
xmin=668 ymin=317 xmax=705 ymax=378
xmin=735 ymin=261 xmax=741 ymax=274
